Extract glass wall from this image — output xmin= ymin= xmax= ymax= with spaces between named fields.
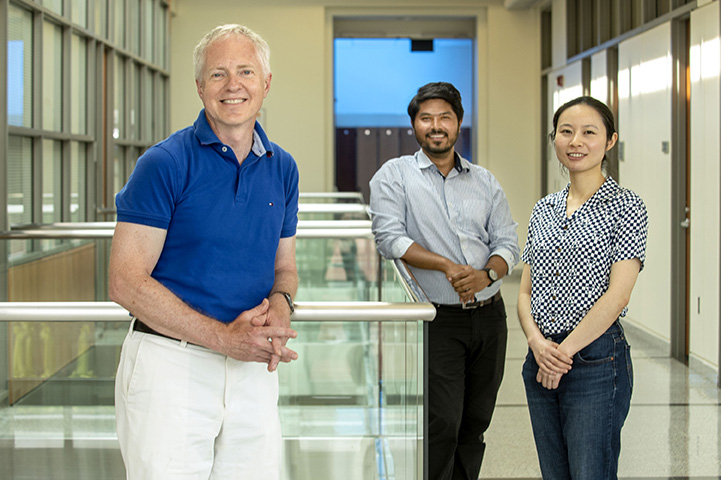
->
xmin=3 ymin=0 xmax=170 ymax=254
xmin=0 ymin=230 xmax=432 ymax=480
xmin=1 ymin=0 xmax=172 ymax=448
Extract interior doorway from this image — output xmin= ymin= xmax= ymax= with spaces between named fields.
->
xmin=332 ymin=17 xmax=476 ymax=202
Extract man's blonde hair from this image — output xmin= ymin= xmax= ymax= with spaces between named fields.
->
xmin=193 ymin=24 xmax=271 ymax=83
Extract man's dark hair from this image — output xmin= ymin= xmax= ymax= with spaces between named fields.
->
xmin=407 ymin=82 xmax=464 ymax=123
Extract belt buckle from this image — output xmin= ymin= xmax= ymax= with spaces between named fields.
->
xmin=462 ymin=300 xmax=478 ymax=310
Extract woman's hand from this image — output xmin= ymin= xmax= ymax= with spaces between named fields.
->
xmin=528 ymin=336 xmax=573 ymax=376
xmin=536 ymin=370 xmax=563 ymax=390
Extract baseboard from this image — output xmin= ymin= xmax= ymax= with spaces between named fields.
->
xmin=623 ymin=320 xmax=719 ymax=388
xmin=689 ymin=353 xmax=720 ymax=388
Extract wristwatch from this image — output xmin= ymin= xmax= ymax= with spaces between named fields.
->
xmin=270 ymin=291 xmax=294 ymax=314
xmin=482 ymin=267 xmax=498 ymax=285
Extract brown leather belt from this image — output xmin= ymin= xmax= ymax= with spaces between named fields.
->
xmin=133 ymin=318 xmax=186 ymax=343
xmin=434 ymin=291 xmax=502 ymax=311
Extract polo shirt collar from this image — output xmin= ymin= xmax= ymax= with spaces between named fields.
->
xmin=193 ymin=109 xmax=275 ymax=158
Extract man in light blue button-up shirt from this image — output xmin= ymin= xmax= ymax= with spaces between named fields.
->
xmin=369 ymin=82 xmax=520 ymax=480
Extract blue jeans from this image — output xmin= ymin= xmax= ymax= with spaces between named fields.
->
xmin=521 ymin=321 xmax=633 ymax=480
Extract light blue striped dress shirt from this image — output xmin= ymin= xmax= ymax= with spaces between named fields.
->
xmin=369 ymin=149 xmax=520 ymax=305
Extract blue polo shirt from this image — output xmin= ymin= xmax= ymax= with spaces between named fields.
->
xmin=115 ymin=109 xmax=299 ymax=323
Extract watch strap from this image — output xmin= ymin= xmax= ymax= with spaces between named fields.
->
xmin=482 ymin=267 xmax=498 ymax=284
xmin=270 ymin=291 xmax=294 ymax=314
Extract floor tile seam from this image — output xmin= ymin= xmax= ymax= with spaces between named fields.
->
xmin=630 ymin=402 xmax=721 ymax=407
xmin=494 ymin=402 xmax=721 ymax=407
xmin=480 ymin=477 xmax=721 ymax=480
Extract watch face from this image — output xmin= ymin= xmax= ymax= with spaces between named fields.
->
xmin=487 ymin=269 xmax=498 ymax=281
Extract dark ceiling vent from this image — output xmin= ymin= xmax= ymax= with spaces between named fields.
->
xmin=410 ymin=39 xmax=434 ymax=52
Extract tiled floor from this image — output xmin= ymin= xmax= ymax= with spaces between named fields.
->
xmin=1 ymin=274 xmax=719 ymax=479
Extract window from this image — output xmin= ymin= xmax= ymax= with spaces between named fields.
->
xmin=71 ymin=34 xmax=88 ymax=135
xmin=569 ymin=0 xmax=697 ymax=59
xmin=43 ymin=21 xmax=64 ymax=132
xmin=7 ymin=5 xmax=32 ymax=128
xmin=3 ymin=0 xmax=170 ymax=252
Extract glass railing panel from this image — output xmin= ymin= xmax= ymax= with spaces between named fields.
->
xmin=296 ymin=236 xmax=379 ymax=302
xmin=278 ymin=315 xmax=423 ymax=480
xmin=299 ymin=192 xmax=365 ymax=203
xmin=298 ymin=203 xmax=369 ymax=222
xmin=4 ymin=320 xmax=126 ymax=406
xmin=0 ymin=312 xmax=427 ymax=480
xmin=4 ymin=237 xmax=112 ymax=303
xmin=0 ymin=215 xmax=430 ymax=480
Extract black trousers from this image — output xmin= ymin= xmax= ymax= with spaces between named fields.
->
xmin=427 ymin=297 xmax=508 ymax=480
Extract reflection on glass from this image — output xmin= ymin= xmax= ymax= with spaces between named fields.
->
xmin=157 ymin=2 xmax=168 ymax=68
xmin=43 ymin=21 xmax=63 ymax=132
xmin=0 ymin=233 xmax=425 ymax=479
xmin=71 ymin=0 xmax=88 ymax=28
xmin=70 ymin=142 xmax=87 ymax=222
xmin=42 ymin=140 xmax=63 ymax=251
xmin=143 ymin=71 xmax=153 ymax=140
xmin=129 ymin=63 xmax=141 ymax=140
xmin=113 ymin=145 xmax=126 ymax=196
xmin=296 ymin=237 xmax=379 ymax=302
xmin=94 ymin=0 xmax=107 ymax=38
xmin=43 ymin=0 xmax=63 ymax=15
xmin=114 ymin=55 xmax=125 ymax=139
xmin=71 ymin=34 xmax=88 ymax=135
xmin=114 ymin=0 xmax=125 ymax=47
xmin=8 ymin=5 xmax=33 ymax=128
xmin=158 ymin=76 xmax=168 ymax=140
xmin=143 ymin=0 xmax=154 ymax=61
xmin=7 ymin=136 xmax=33 ymax=258
xmin=129 ymin=0 xmax=140 ymax=55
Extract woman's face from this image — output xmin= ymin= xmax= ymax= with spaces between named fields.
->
xmin=553 ymin=104 xmax=617 ymax=176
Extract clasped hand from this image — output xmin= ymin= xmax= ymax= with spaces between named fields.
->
xmin=447 ymin=264 xmax=490 ymax=304
xmin=529 ymin=337 xmax=573 ymax=390
xmin=222 ymin=299 xmax=298 ymax=372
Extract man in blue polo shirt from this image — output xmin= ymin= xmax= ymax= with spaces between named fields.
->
xmin=109 ymin=24 xmax=299 ymax=479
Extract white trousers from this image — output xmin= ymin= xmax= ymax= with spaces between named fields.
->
xmin=115 ymin=322 xmax=281 ymax=480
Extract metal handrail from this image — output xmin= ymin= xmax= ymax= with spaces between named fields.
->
xmin=0 ymin=218 xmax=436 ymax=323
xmin=9 ymin=220 xmax=373 ymax=230
xmin=0 ymin=300 xmax=436 ymax=323
xmin=299 ymin=192 xmax=364 ymax=202
xmin=299 ymin=203 xmax=368 ymax=214
xmin=92 ymin=203 xmax=369 ymax=217
xmin=0 ymin=226 xmax=374 ymax=240
xmin=0 ymin=260 xmax=435 ymax=323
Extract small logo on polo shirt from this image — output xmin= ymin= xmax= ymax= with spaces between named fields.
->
xmin=269 ymin=202 xmax=274 ymax=206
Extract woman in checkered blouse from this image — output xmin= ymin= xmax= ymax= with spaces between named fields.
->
xmin=518 ymin=96 xmax=649 ymax=480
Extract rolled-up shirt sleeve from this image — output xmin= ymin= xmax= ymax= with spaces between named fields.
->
xmin=369 ymin=162 xmax=415 ymax=260
xmin=486 ymin=174 xmax=521 ymax=273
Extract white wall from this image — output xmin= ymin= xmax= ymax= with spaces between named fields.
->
xmin=545 ymin=61 xmax=583 ymax=194
xmin=590 ymin=50 xmax=609 ymax=105
xmin=617 ymin=23 xmax=674 ymax=342
xmin=168 ymin=1 xmax=541 ymax=247
xmin=485 ymin=7 xmax=540 ymax=249
xmin=689 ymin=1 xmax=720 ymax=369
xmin=170 ymin=2 xmax=328 ymax=191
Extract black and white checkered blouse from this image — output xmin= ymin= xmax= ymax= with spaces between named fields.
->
xmin=521 ymin=177 xmax=649 ymax=336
